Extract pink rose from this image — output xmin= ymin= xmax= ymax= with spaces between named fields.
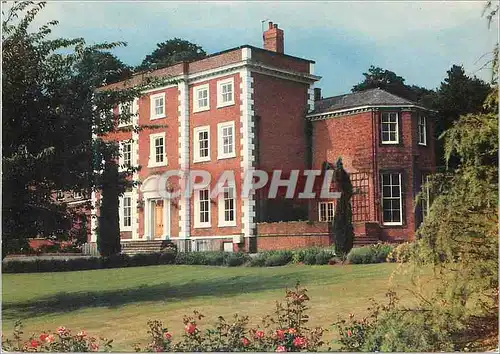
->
xmin=276 ymin=345 xmax=287 ymax=352
xmin=254 ymin=330 xmax=265 ymax=339
xmin=347 ymin=329 xmax=352 ymax=337
xmin=293 ymin=336 xmax=306 ymax=348
xmin=163 ymin=331 xmax=172 ymax=340
xmin=275 ymin=329 xmax=285 ymax=340
xmin=56 ymin=326 xmax=67 ymax=335
xmin=185 ymin=322 xmax=196 ymax=335
xmin=39 ymin=333 xmax=48 ymax=342
xmin=240 ymin=337 xmax=250 ymax=346
xmin=77 ymin=330 xmax=87 ymax=338
xmin=46 ymin=335 xmax=55 ymax=343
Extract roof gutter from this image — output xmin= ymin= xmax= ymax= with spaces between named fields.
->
xmin=306 ymin=104 xmax=436 ymax=119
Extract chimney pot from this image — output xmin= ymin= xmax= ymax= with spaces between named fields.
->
xmin=314 ymin=88 xmax=322 ymax=101
xmin=263 ymin=20 xmax=284 ymax=54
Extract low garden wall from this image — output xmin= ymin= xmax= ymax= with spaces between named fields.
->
xmin=256 ymin=221 xmax=331 ymax=251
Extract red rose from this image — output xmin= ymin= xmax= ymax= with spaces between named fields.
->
xmin=275 ymin=345 xmax=287 ymax=352
xmin=90 ymin=342 xmax=99 ymax=351
xmin=240 ymin=337 xmax=250 ymax=346
xmin=30 ymin=340 xmax=40 ymax=348
xmin=275 ymin=329 xmax=285 ymax=340
xmin=254 ymin=330 xmax=265 ymax=339
xmin=185 ymin=322 xmax=196 ymax=335
xmin=293 ymin=336 xmax=306 ymax=348
xmin=163 ymin=331 xmax=172 ymax=340
xmin=347 ymin=329 xmax=352 ymax=337
xmin=39 ymin=333 xmax=48 ymax=342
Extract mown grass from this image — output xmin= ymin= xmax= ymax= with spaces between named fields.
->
xmin=2 ymin=263 xmax=416 ymax=351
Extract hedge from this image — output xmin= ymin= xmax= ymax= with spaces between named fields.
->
xmin=346 ymin=244 xmax=394 ymax=264
xmin=2 ymin=251 xmax=253 ymax=273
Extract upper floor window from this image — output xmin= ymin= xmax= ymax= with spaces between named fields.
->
xmin=418 ymin=115 xmax=427 ymax=146
xmin=193 ymin=126 xmax=210 ymax=163
xmin=150 ymin=93 xmax=165 ymax=120
xmin=149 ymin=133 xmax=167 ymax=167
xmin=381 ymin=112 xmax=399 ymax=144
xmin=318 ymin=201 xmax=335 ymax=222
xmin=193 ymin=84 xmax=209 ymax=112
xmin=120 ymin=141 xmax=132 ymax=168
xmin=118 ymin=99 xmax=138 ymax=127
xmin=217 ymin=121 xmax=236 ymax=159
xmin=217 ymin=78 xmax=234 ymax=108
xmin=381 ymin=172 xmax=403 ymax=225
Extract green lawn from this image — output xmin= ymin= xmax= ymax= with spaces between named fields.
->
xmin=3 ymin=263 xmax=414 ymax=351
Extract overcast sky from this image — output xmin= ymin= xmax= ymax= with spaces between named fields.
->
xmin=27 ymin=1 xmax=499 ymax=97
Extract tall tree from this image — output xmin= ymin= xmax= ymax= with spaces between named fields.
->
xmin=136 ymin=38 xmax=206 ymax=71
xmin=352 ymin=65 xmax=434 ymax=103
xmin=432 ymin=65 xmax=491 ymax=168
xmin=2 ymin=1 xmax=159 ymax=257
xmin=330 ymin=158 xmax=354 ymax=260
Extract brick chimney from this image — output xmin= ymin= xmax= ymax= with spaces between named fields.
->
xmin=263 ymin=21 xmax=284 ymax=54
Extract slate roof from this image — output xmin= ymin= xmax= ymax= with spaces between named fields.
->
xmin=310 ymin=88 xmax=421 ymax=116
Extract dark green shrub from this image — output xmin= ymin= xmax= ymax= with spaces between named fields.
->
xmin=347 ymin=244 xmax=394 ymax=264
xmin=158 ymin=250 xmax=177 ymax=264
xmin=224 ymin=252 xmax=250 ymax=267
xmin=315 ymin=250 xmax=333 ymax=265
xmin=263 ymin=251 xmax=293 ymax=267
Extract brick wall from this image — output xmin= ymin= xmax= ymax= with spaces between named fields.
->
xmin=256 ymin=221 xmax=330 ymax=250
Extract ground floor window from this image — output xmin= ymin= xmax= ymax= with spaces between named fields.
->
xmin=421 ymin=173 xmax=431 ymax=221
xmin=381 ymin=172 xmax=403 ymax=225
xmin=195 ymin=188 xmax=211 ymax=227
xmin=120 ymin=194 xmax=132 ymax=230
xmin=318 ymin=201 xmax=335 ymax=222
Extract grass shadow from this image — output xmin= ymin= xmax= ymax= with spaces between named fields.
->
xmin=3 ymin=271 xmax=315 ymax=319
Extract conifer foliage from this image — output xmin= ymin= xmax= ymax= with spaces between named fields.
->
xmin=331 ymin=158 xmax=354 ymax=259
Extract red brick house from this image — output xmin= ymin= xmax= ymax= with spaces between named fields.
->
xmin=87 ymin=21 xmax=434 ymax=253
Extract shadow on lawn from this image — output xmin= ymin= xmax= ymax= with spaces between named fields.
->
xmin=3 ymin=271 xmax=315 ymax=319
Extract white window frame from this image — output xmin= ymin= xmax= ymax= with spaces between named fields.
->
xmin=418 ymin=114 xmax=427 ymax=146
xmin=193 ymin=84 xmax=210 ymax=113
xmin=217 ymin=78 xmax=235 ymax=108
xmin=119 ymin=193 xmax=133 ymax=231
xmin=56 ymin=190 xmax=64 ymax=200
xmin=381 ymin=112 xmax=399 ymax=144
xmin=148 ymin=132 xmax=167 ymax=168
xmin=150 ymin=92 xmax=166 ymax=120
xmin=73 ymin=190 xmax=83 ymax=199
xmin=119 ymin=140 xmax=133 ymax=171
xmin=318 ymin=201 xmax=335 ymax=222
xmin=381 ymin=172 xmax=403 ymax=226
xmin=193 ymin=126 xmax=210 ymax=163
xmin=194 ymin=188 xmax=211 ymax=228
xmin=218 ymin=183 xmax=237 ymax=227
xmin=217 ymin=121 xmax=236 ymax=160
xmin=118 ymin=99 xmax=138 ymax=127
xmin=421 ymin=174 xmax=430 ymax=221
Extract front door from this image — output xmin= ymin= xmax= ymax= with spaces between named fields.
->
xmin=154 ymin=200 xmax=164 ymax=238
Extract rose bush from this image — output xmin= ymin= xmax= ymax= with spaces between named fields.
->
xmin=134 ymin=283 xmax=325 ymax=352
xmin=1 ymin=321 xmax=113 ymax=352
